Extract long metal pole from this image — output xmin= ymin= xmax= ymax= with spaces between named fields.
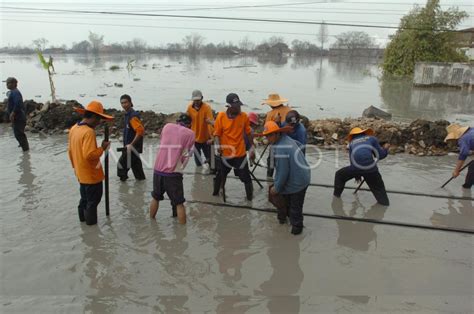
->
xmin=104 ymin=125 xmax=110 ymax=216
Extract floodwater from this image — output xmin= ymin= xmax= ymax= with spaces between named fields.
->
xmin=1 ymin=54 xmax=473 ymax=124
xmin=1 ymin=126 xmax=473 ymax=313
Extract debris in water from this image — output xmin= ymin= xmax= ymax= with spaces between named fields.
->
xmin=223 ymin=65 xmax=257 ymax=69
xmin=79 ymin=94 xmax=86 ymax=97
xmin=97 ymin=94 xmax=107 ymax=97
xmin=114 ymin=83 xmax=123 ymax=88
xmin=133 ymin=78 xmax=141 ymax=81
xmin=104 ymin=83 xmax=113 ymax=87
xmin=35 ymin=95 xmax=41 ymax=98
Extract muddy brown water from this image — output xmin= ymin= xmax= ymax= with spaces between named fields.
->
xmin=1 ymin=54 xmax=473 ymax=124
xmin=1 ymin=125 xmax=473 ymax=313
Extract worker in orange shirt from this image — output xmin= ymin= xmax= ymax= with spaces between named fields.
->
xmin=68 ymin=101 xmax=113 ymax=226
xmin=262 ymin=93 xmax=292 ymax=177
xmin=186 ymin=90 xmax=215 ymax=173
xmin=213 ymin=93 xmax=254 ymax=200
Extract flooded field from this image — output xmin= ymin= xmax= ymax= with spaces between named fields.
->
xmin=1 ymin=126 xmax=473 ymax=313
xmin=1 ymin=54 xmax=473 ymax=123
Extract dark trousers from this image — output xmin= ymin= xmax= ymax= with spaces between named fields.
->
xmin=464 ymin=161 xmax=474 ymax=188
xmin=117 ymin=149 xmax=146 ymax=180
xmin=219 ymin=156 xmax=252 ymax=183
xmin=214 ymin=155 xmax=253 ymax=199
xmin=12 ymin=119 xmax=29 ymax=151
xmin=193 ymin=142 xmax=211 ymax=166
xmin=334 ymin=166 xmax=390 ymax=206
xmin=266 ymin=145 xmax=274 ymax=177
xmin=282 ymin=187 xmax=308 ymax=228
xmin=78 ymin=182 xmax=103 ymax=225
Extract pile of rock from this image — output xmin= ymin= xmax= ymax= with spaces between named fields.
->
xmin=0 ymin=100 xmax=456 ymax=156
xmin=308 ymin=117 xmax=450 ymax=156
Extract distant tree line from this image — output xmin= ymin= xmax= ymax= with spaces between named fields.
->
xmin=0 ymin=30 xmax=385 ymax=57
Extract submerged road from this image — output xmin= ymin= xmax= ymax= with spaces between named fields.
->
xmin=1 ymin=127 xmax=472 ymax=313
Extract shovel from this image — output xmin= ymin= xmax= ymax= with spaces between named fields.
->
xmin=441 ymin=160 xmax=473 ymax=188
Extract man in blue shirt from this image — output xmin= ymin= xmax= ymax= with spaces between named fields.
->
xmin=445 ymin=124 xmax=474 ymax=189
xmin=281 ymin=110 xmax=307 ymax=153
xmin=6 ymin=77 xmax=29 ymax=151
xmin=263 ymin=121 xmax=311 ymax=235
xmin=334 ymin=127 xmax=390 ymax=206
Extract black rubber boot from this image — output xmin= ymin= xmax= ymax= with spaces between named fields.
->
xmin=245 ymin=182 xmax=253 ymax=201
xmin=291 ymin=225 xmax=303 ymax=235
xmin=213 ymin=176 xmax=221 ymax=196
xmin=172 ymin=205 xmax=177 ymax=217
xmin=267 ymin=168 xmax=274 ymax=178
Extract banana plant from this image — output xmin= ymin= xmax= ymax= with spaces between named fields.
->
xmin=37 ymin=50 xmax=57 ymax=103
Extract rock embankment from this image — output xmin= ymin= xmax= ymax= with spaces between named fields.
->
xmin=0 ymin=100 xmax=454 ymax=156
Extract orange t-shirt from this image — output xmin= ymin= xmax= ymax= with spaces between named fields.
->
xmin=130 ymin=116 xmax=145 ymax=136
xmin=68 ymin=123 xmax=105 ymax=184
xmin=186 ymin=102 xmax=214 ymax=143
xmin=214 ymin=111 xmax=251 ymax=158
xmin=265 ymin=105 xmax=292 ymax=123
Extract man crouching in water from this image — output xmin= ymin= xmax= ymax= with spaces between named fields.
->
xmin=150 ymin=114 xmax=195 ymax=224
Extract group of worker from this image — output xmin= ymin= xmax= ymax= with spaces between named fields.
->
xmin=5 ymin=77 xmax=474 ymax=235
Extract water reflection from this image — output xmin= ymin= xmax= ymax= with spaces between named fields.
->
xmin=291 ymin=56 xmax=321 ymax=70
xmin=328 ymin=58 xmax=374 ymax=82
xmin=331 ymin=197 xmax=388 ymax=252
xmin=153 ymin=296 xmax=190 ymax=313
xmin=257 ymin=55 xmax=288 ymax=67
xmin=18 ymin=152 xmax=39 ymax=211
xmin=215 ymin=296 xmax=259 ymax=314
xmin=215 ymin=210 xmax=256 ymax=285
xmin=380 ymin=79 xmax=474 ymax=122
xmin=81 ymin=226 xmax=124 ymax=313
xmin=257 ymin=228 xmax=304 ymax=313
xmin=430 ymin=189 xmax=473 ymax=231
xmin=153 ymin=223 xmax=189 ymax=283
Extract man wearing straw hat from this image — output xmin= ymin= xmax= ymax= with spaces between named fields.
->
xmin=333 ymin=127 xmax=390 ymax=206
xmin=68 ymin=101 xmax=113 ymax=225
xmin=261 ymin=121 xmax=311 ymax=235
xmin=445 ymin=124 xmax=474 ymax=189
xmin=262 ymin=93 xmax=292 ymax=178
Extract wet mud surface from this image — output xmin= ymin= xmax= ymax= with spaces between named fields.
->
xmin=1 ymin=127 xmax=473 ymax=313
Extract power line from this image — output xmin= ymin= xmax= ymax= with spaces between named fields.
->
xmin=3 ymin=1 xmax=473 ymax=7
xmin=0 ymin=12 xmax=406 ymax=26
xmin=1 ymin=6 xmax=467 ymax=31
xmin=0 ymin=18 xmax=329 ymax=37
xmin=0 ymin=18 xmax=396 ymax=40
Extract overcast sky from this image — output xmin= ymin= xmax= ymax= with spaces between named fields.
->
xmin=1 ymin=0 xmax=472 ymax=48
